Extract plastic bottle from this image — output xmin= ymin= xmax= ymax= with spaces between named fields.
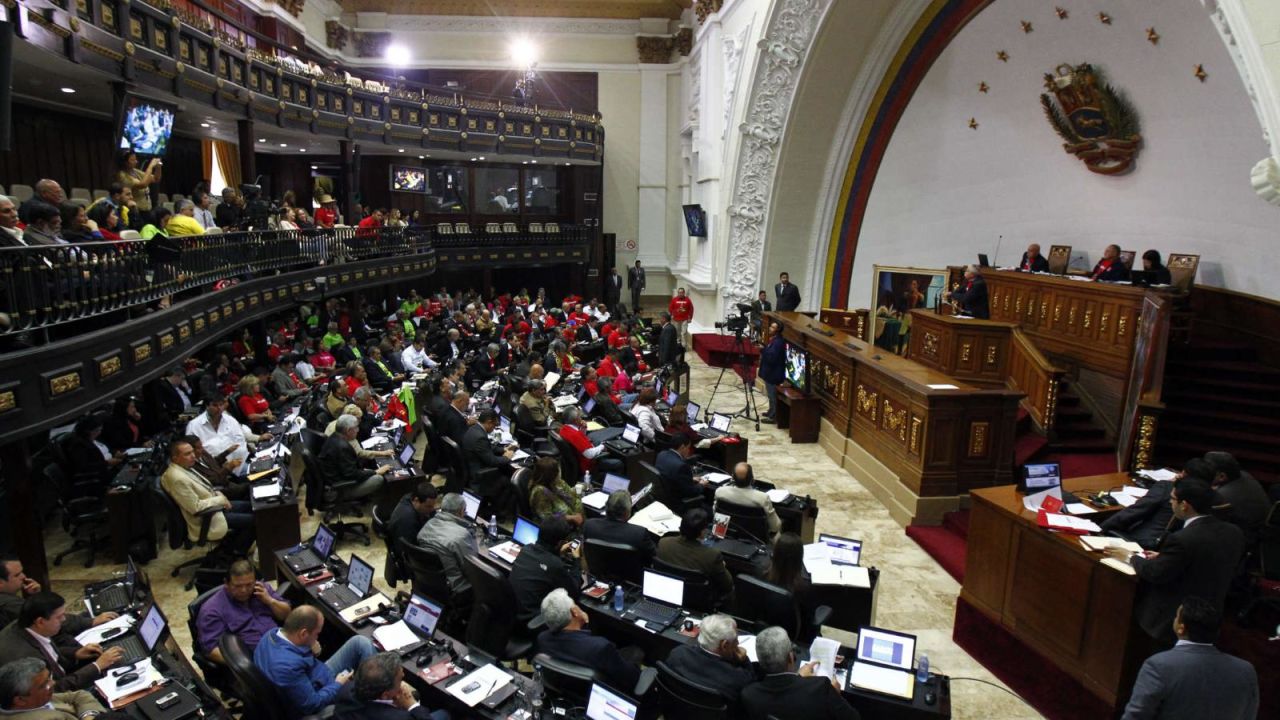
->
xmin=916 ymin=653 xmax=930 ymax=683
xmin=488 ymin=514 xmax=498 ymax=540
xmin=613 ymin=585 xmax=625 ymax=612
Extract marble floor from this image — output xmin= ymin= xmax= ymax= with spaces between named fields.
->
xmin=44 ymin=351 xmax=1044 ymax=719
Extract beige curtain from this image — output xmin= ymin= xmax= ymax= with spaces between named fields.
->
xmin=213 ymin=141 xmax=242 ymax=191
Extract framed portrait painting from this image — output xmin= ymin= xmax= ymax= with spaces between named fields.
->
xmin=869 ymin=265 xmax=948 ymax=354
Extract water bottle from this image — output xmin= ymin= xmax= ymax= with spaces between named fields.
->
xmin=613 ymin=585 xmax=625 ymax=612
xmin=916 ymin=653 xmax=930 ymax=683
xmin=488 ymin=514 xmax=499 ymax=540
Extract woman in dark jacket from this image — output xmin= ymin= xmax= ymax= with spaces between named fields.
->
xmin=758 ymin=321 xmax=787 ymax=423
xmin=1141 ymin=250 xmax=1173 ymax=286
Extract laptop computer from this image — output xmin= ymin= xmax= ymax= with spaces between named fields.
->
xmin=586 ymin=682 xmax=640 ymax=720
xmin=319 ymin=554 xmax=375 ymax=611
xmin=686 ymin=401 xmax=702 ymax=425
xmin=600 ymin=473 xmax=631 ymax=495
xmin=848 ymin=626 xmax=917 ymax=701
xmin=284 ymin=524 xmax=337 ymax=574
xmin=698 ymin=413 xmax=733 ymax=439
xmin=582 ymin=396 xmax=597 ymax=416
xmin=461 ymin=491 xmax=483 ymax=523
xmin=102 ymin=603 xmax=168 ymax=665
xmin=1021 ymin=462 xmax=1081 ymax=504
xmin=978 ymin=253 xmax=990 ymax=268
xmin=397 ymin=594 xmax=444 ymax=655
xmin=489 ymin=516 xmax=540 ymax=564
xmin=1129 ymin=270 xmax=1154 ymax=287
xmin=605 ymin=424 xmax=643 ymax=454
xmin=818 ymin=534 xmax=862 ymax=566
xmin=626 ymin=570 xmax=683 ymax=629
xmin=88 ymin=556 xmax=141 ymax=616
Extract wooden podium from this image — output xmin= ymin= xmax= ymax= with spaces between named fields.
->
xmin=776 ymin=387 xmax=820 ymax=443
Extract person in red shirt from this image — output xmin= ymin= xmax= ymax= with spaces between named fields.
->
xmin=557 ymin=406 xmax=625 ymax=474
xmin=569 ymin=303 xmax=591 ymax=326
xmin=668 ymin=287 xmax=694 ymax=346
xmin=236 ymin=375 xmax=274 ymax=430
xmin=597 ymin=354 xmax=620 ymax=379
xmin=314 ymin=194 xmax=340 ymax=228
xmin=356 ymin=207 xmax=384 ymax=241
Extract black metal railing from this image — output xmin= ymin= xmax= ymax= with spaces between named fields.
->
xmin=0 ymin=225 xmax=432 ymax=336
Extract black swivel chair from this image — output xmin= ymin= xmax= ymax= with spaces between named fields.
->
xmin=547 ymin=432 xmax=584 ymax=488
xmin=654 ymin=660 xmax=730 ymax=720
xmin=513 ymin=467 xmax=535 ymax=520
xmin=46 ymin=464 xmax=110 ymax=568
xmin=534 ymin=652 xmax=656 ymax=706
xmin=300 ymin=427 xmax=327 ymax=457
xmin=642 ymin=460 xmax=701 ymax=515
xmin=300 ymin=445 xmax=370 ymax=546
xmin=732 ymin=574 xmax=832 ymax=645
xmin=187 ymin=586 xmax=237 ymax=703
xmin=461 ymin=554 xmax=534 ymax=662
xmin=371 ymin=498 xmax=404 ymax=585
xmin=398 ymin=538 xmax=454 ymax=606
xmin=652 ymin=557 xmax=718 ymax=612
xmin=218 ymin=634 xmax=329 ymax=720
xmin=713 ymin=498 xmax=771 ymax=544
xmin=582 ymin=539 xmax=646 ymax=585
xmin=157 ymin=484 xmax=223 ymax=590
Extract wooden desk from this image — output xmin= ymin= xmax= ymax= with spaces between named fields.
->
xmin=252 ymin=492 xmax=302 ymax=582
xmin=768 ymin=312 xmax=1023 ymax=524
xmin=961 ymin=473 xmax=1145 ymax=710
xmin=777 ymin=386 xmax=821 ymax=442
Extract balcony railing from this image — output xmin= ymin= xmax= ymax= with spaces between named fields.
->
xmin=0 ymin=226 xmax=433 ymax=337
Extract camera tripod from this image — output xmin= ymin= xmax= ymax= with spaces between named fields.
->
xmin=704 ymin=327 xmax=761 ymax=431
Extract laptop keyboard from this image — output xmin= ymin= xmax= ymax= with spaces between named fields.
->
xmin=322 ymin=585 xmax=361 ymax=608
xmin=286 ymin=549 xmax=324 ymax=571
xmin=105 ymin=635 xmax=149 ymax=665
xmin=92 ymin=585 xmax=131 ymax=613
xmin=630 ymin=600 xmax=679 ymax=627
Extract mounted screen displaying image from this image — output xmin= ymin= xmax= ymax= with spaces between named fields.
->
xmin=784 ymin=342 xmax=808 ymax=393
xmin=118 ymin=95 xmax=176 ymax=157
xmin=391 ymin=165 xmax=428 ymax=193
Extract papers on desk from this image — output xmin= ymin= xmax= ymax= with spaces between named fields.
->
xmin=766 ymin=489 xmax=792 ymax=504
xmin=360 ymin=437 xmax=386 ymax=450
xmin=703 ymin=472 xmax=733 ymax=486
xmin=1136 ymin=468 xmax=1178 ymax=482
xmin=809 ymin=637 xmax=841 ymax=679
xmin=511 ymin=449 xmax=531 ymax=462
xmin=251 ymin=482 xmax=283 ymax=500
xmin=488 ymin=541 xmax=523 ymax=565
xmin=629 ymin=501 xmax=682 ymax=536
xmin=738 ymin=635 xmax=759 ymax=662
xmin=1109 ymin=486 xmax=1150 ymax=508
xmin=811 ymin=564 xmax=871 ymax=588
xmin=338 ymin=593 xmax=393 ymax=624
xmin=1079 ymin=536 xmax=1143 ymax=554
xmin=94 ymin=658 xmax=162 ymax=706
xmin=247 ymin=467 xmax=280 ymax=483
xmin=1101 ymin=558 xmax=1137 ymax=576
xmin=690 ymin=423 xmax=709 ymax=432
xmin=1036 ymin=511 xmax=1101 ymax=535
xmin=926 ymin=384 xmax=960 ymax=390
xmin=584 ymin=420 xmax=605 ymax=432
xmin=447 ymin=664 xmax=514 ymax=707
xmin=582 ymin=491 xmax=609 ymax=511
xmin=545 ymin=371 xmax=561 ymax=390
xmin=253 ymin=444 xmax=289 ymax=460
xmin=123 ymin=447 xmax=150 ymax=457
xmin=803 ymin=542 xmax=858 ymax=569
xmin=1064 ymin=503 xmax=1094 ymax=515
xmin=372 ymin=620 xmax=422 ymax=652
xmin=75 ymin=613 xmax=135 ymax=646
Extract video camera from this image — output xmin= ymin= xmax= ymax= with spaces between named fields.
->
xmin=714 ymin=303 xmax=756 ymax=334
xmin=241 ymin=181 xmax=285 ymax=230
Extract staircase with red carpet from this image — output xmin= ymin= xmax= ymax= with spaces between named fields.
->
xmin=905 ymin=510 xmax=969 ymax=583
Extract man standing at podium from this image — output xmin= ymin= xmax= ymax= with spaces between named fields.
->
xmin=943 ymin=265 xmax=990 ymax=319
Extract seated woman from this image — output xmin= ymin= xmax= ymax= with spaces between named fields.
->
xmin=761 ymin=532 xmax=815 ymax=619
xmin=236 ymin=375 xmax=275 ymax=432
xmin=630 ymin=388 xmax=665 ymax=442
xmin=527 ymin=456 xmax=584 ymax=526
xmin=1141 ymin=249 xmax=1173 ymax=285
xmin=100 ymin=396 xmax=151 ymax=453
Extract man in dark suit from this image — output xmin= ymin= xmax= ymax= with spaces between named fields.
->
xmin=333 ymin=652 xmax=449 ymax=720
xmin=664 ymin=614 xmax=756 ymax=707
xmin=657 ymin=312 xmax=681 ymax=368
xmin=656 ymin=509 xmax=733 ymax=601
xmin=1121 ymin=597 xmax=1258 ymax=720
xmin=1106 ymin=476 xmax=1245 ymax=646
xmin=1090 ymin=244 xmax=1131 ymax=282
xmin=437 ymin=391 xmax=471 ymax=445
xmin=774 ymin=272 xmax=801 ymax=312
xmin=387 ymin=482 xmax=438 ymax=552
xmin=656 ymin=435 xmax=706 ymax=505
xmin=1204 ymin=451 xmax=1270 ymax=547
xmin=510 ymin=518 xmax=582 ymax=625
xmin=156 ymin=367 xmax=195 ymax=424
xmin=603 ymin=267 xmax=623 ymax=316
xmin=461 ymin=410 xmax=516 ymax=516
xmin=1018 ymin=243 xmax=1050 ymax=272
xmin=583 ymin=491 xmax=656 ymax=565
xmin=627 ymin=260 xmax=646 ymax=312
xmin=536 ymin=588 xmax=641 ymax=694
xmin=592 ymin=377 xmax=630 ymax=427
xmin=741 ymin=627 xmax=859 ymax=720
xmin=0 ymin=593 xmax=124 ymax=692
xmin=318 ymin=415 xmax=389 ymax=499
xmin=944 ymin=265 xmax=990 ymax=318
xmin=435 ymin=329 xmax=464 ymax=365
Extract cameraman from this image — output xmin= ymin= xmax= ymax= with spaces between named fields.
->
xmin=216 ymin=187 xmax=244 ymax=230
xmin=758 ymin=320 xmax=786 ymax=424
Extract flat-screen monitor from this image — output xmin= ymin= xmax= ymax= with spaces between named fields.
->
xmin=513 ymin=516 xmax=540 ymax=546
xmin=785 ymin=343 xmax=809 ymax=393
xmin=391 ymin=165 xmax=427 ymax=193
xmin=681 ymin=204 xmax=707 ymax=237
xmin=1022 ymin=462 xmax=1062 ymax=493
xmin=118 ymin=95 xmax=176 ymax=157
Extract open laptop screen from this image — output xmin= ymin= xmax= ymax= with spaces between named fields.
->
xmin=346 ymin=555 xmax=375 ymax=597
xmin=710 ymin=413 xmax=732 ymax=432
xmin=398 ymin=443 xmax=415 ymax=467
xmin=665 ymin=390 xmax=678 ymax=407
xmin=582 ymin=397 xmax=597 ymax=415
xmin=138 ymin=603 xmax=167 ymax=651
xmin=622 ymin=425 xmax=641 ymax=444
xmin=1023 ymin=463 xmax=1062 ymax=492
xmin=312 ymin=525 xmax=336 ymax=561
xmin=602 ymin=473 xmax=630 ymax=494
xmin=856 ymin=626 xmax=916 ymax=671
xmin=641 ymin=569 xmax=684 ymax=607
xmin=513 ymin=516 xmax=540 ymax=546
xmin=586 ymin=683 xmax=639 ymax=720
xmin=461 ymin=491 xmax=482 ymax=521
xmin=686 ymin=401 xmax=701 ymax=424
xmin=818 ymin=533 xmax=862 ymax=566
xmin=404 ymin=595 xmax=443 ymax=639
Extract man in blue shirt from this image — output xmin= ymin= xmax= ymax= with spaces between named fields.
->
xmin=253 ymin=606 xmax=377 ymax=715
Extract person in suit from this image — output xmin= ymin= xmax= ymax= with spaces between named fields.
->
xmin=603 ymin=267 xmax=623 ymax=316
xmin=0 ymin=559 xmax=114 ymax=638
xmin=60 ymin=414 xmax=122 ymax=483
xmin=333 ymin=653 xmax=450 ymax=720
xmin=1018 ymin=243 xmax=1050 ymax=272
xmin=592 ymin=377 xmax=630 ymax=426
xmin=627 ymin=260 xmax=646 ymax=312
xmin=388 ymin=482 xmax=439 ymax=553
xmin=510 ymin=517 xmax=582 ymax=625
xmin=657 ymin=509 xmax=734 ymax=601
xmin=663 ymin=614 xmax=756 ymax=708
xmin=774 ymin=272 xmax=801 ymax=312
xmin=1120 ymin=597 xmax=1258 ymax=720
xmin=0 ymin=658 xmax=107 ymax=720
xmin=1106 ymin=476 xmax=1245 ymax=646
xmin=160 ymin=439 xmax=255 ymax=553
xmin=583 ymin=491 xmax=657 ymax=566
xmin=715 ymin=462 xmax=781 ymax=538
xmin=1090 ymin=244 xmax=1131 ymax=282
xmin=1100 ymin=480 xmax=1177 ymax=551
xmin=156 ymin=367 xmax=195 ymax=423
xmin=758 ymin=321 xmax=786 ymax=423
xmin=435 ymin=329 xmax=464 ymax=366
xmin=438 ymin=391 xmax=471 ymax=445
xmin=319 ymin=415 xmax=390 ymax=499
xmin=0 ymin=593 xmax=124 ymax=693
xmin=740 ymin=626 xmax=859 ymax=720
xmin=943 ymin=265 xmax=989 ymax=318
xmin=657 ymin=312 xmax=680 ymax=367
xmin=461 ymin=410 xmax=516 ymax=516
xmin=536 ymin=589 xmax=641 ymax=693
xmin=271 ymin=355 xmax=309 ymax=400
xmin=1203 ymin=451 xmax=1270 ymax=547
xmin=416 ymin=494 xmax=479 ymax=596
xmin=656 ymin=435 xmax=706 ymax=505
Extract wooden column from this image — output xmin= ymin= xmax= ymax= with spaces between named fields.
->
xmin=0 ymin=438 xmax=47 ymax=588
xmin=237 ymin=119 xmax=256 ymax=184
xmin=341 ymin=140 xmax=359 ymax=223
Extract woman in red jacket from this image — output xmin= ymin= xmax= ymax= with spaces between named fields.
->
xmin=237 ymin=375 xmax=274 ymax=427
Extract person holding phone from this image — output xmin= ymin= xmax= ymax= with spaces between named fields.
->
xmin=195 ymin=559 xmax=292 ymax=664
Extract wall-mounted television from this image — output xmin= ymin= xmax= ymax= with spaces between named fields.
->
xmin=391 ymin=165 xmax=428 ymax=193
xmin=682 ymin=203 xmax=707 ymax=237
xmin=118 ymin=94 xmax=176 ymax=157
xmin=785 ymin=342 xmax=808 ymax=393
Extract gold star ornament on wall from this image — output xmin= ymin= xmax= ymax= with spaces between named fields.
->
xmin=1147 ymin=28 xmax=1160 ymax=45
xmin=997 ymin=50 xmax=1009 ymax=62
xmin=1021 ymin=20 xmax=1033 ymax=33
xmin=1098 ymin=12 xmax=1112 ymax=25
xmin=969 ymin=118 xmax=979 ymax=130
xmin=1194 ymin=64 xmax=1207 ymax=82
xmin=978 ymin=81 xmax=989 ymax=93
xmin=1055 ymin=7 xmax=1068 ymax=20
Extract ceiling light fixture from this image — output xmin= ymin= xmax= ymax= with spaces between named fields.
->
xmin=397 ymin=148 xmax=404 ymax=153
xmin=299 ymin=148 xmax=307 ymax=152
xmin=60 ymin=87 xmax=75 ymax=94
xmin=279 ymin=143 xmax=288 ymax=147
xmin=418 ymin=155 xmax=425 ymax=159
xmin=259 ymin=138 xmax=267 ymax=142
xmin=200 ymin=122 xmax=210 ymax=128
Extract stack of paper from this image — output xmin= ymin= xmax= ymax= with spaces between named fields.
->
xmin=766 ymin=489 xmax=791 ymax=504
xmin=808 ymin=637 xmax=841 ymax=679
xmin=251 ymin=482 xmax=283 ymax=500
xmin=123 ymin=447 xmax=150 ymax=457
xmin=811 ymin=564 xmax=871 ymax=588
xmin=1079 ymin=536 xmax=1143 ymax=553
xmin=75 ymin=614 xmax=135 ymax=646
xmin=373 ymin=620 xmax=421 ymax=652
xmin=1101 ymin=558 xmax=1136 ymax=575
xmin=582 ymin=491 xmax=609 ymax=510
xmin=1038 ymin=511 xmax=1101 ymax=534
xmin=1135 ymin=468 xmax=1177 ymax=482
xmin=360 ymin=437 xmax=386 ymax=450
xmin=94 ymin=659 xmax=162 ymax=706
xmin=446 ymin=664 xmax=513 ymax=707
xmin=703 ymin=472 xmax=733 ymax=486
xmin=1110 ymin=486 xmax=1149 ymax=508
xmin=629 ymin=501 xmax=681 ymax=536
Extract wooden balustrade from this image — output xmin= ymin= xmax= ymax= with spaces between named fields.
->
xmin=1008 ymin=329 xmax=1064 ymax=431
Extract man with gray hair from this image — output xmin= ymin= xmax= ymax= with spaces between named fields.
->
xmin=0 ymin=197 xmax=23 ymax=247
xmin=333 ymin=652 xmax=450 ymax=720
xmin=942 ymin=264 xmax=988 ymax=319
xmin=416 ymin=494 xmax=478 ymax=595
xmin=536 ymin=589 xmax=641 ymax=693
xmin=0 ymin=657 xmax=105 ymax=719
xmin=664 ymin=614 xmax=755 ymax=705
xmin=557 ymin=407 xmax=625 ymax=475
xmin=518 ymin=378 xmax=554 ymax=426
xmin=741 ymin=627 xmax=859 ymax=720
xmin=317 ymin=414 xmax=390 ymax=498
xmin=583 ymin=490 xmax=655 ymax=564
xmin=166 ymin=198 xmax=206 ymax=237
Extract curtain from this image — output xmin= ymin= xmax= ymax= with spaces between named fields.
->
xmin=213 ymin=141 xmax=242 ymax=191
xmin=201 ymin=140 xmax=213 ymax=185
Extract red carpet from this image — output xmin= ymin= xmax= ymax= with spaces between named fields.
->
xmin=954 ymin=597 xmax=1113 ymax=720
xmin=906 ymin=510 xmax=968 ymax=583
xmin=691 ymin=333 xmax=759 ymax=383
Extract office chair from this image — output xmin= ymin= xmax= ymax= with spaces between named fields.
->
xmin=582 ymin=538 xmax=646 ymax=585
xmin=46 ymin=464 xmax=110 ymax=568
xmin=731 ymin=574 xmax=832 ymax=645
xmin=654 ymin=660 xmax=730 ymax=719
xmin=713 ymin=498 xmax=770 ymax=544
xmin=461 ymin=554 xmax=534 ymax=662
xmin=532 ymin=653 xmax=597 ymax=705
xmin=515 ymin=403 xmax=550 ymax=443
xmin=219 ymin=635 xmax=328 ymax=720
xmin=547 ymin=432 xmax=584 ymax=488
xmin=652 ymin=557 xmax=718 ymax=612
xmin=300 ymin=444 xmax=370 ymax=546
xmin=371 ymin=498 xmax=404 ymax=585
xmin=435 ymin=436 xmax=472 ymax=495
xmin=397 ymin=537 xmax=454 ymax=606
xmin=187 ymin=586 xmax=237 ymax=704
xmin=1239 ymin=501 xmax=1280 ymax=626
xmin=513 ymin=466 xmax=535 ymax=520
xmin=300 ymin=427 xmax=327 ymax=457
xmin=156 ymin=485 xmax=222 ymax=590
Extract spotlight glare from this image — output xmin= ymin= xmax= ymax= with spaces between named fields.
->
xmin=385 ymin=44 xmax=411 ymax=67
